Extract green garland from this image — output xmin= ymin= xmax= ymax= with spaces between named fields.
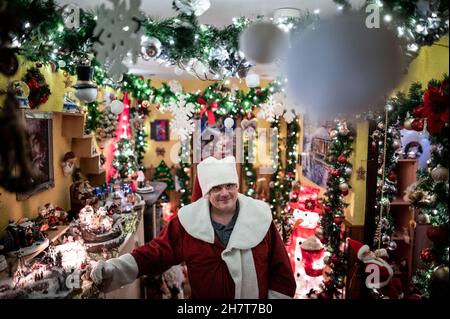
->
xmin=318 ymin=121 xmax=354 ymax=299
xmin=285 ymin=118 xmax=300 ymax=180
xmin=387 ymin=75 xmax=449 ymax=299
xmin=84 ymin=100 xmax=100 ymax=133
xmin=269 ymin=118 xmax=292 ymax=243
xmin=243 ymin=136 xmax=257 ymax=198
xmin=371 ymin=112 xmax=401 ymax=251
xmin=8 ymin=0 xmax=447 ymax=88
xmin=176 ymin=140 xmax=192 ymax=207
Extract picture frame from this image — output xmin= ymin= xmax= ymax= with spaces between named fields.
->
xmin=150 ymin=120 xmax=170 ymax=141
xmin=17 ymin=111 xmax=54 ymax=200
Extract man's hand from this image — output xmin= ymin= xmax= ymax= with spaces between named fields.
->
xmin=90 ymin=260 xmax=115 ymax=287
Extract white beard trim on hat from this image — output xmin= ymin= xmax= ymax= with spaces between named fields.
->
xmin=197 ymin=156 xmax=239 ymax=196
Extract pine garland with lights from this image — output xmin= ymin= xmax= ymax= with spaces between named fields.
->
xmin=176 ymin=141 xmax=192 ymax=207
xmin=243 ymin=137 xmax=257 ymax=198
xmin=317 ymin=120 xmax=354 ymax=299
xmin=386 ymin=75 xmax=449 ymax=299
xmin=112 ymin=138 xmax=139 ymax=179
xmin=84 ymin=100 xmax=100 ymax=133
xmin=371 ymin=111 xmax=401 ymax=251
xmin=7 ymin=0 xmax=448 ymax=90
xmin=285 ymin=118 xmax=299 ymax=180
xmin=269 ymin=118 xmax=292 ymax=243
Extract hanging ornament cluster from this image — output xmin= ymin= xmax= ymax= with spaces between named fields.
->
xmin=21 ymin=67 xmax=51 ymax=108
xmin=95 ymin=106 xmax=119 ymax=148
xmin=112 ymin=138 xmax=139 ymax=179
xmin=315 ymin=120 xmax=354 ymax=299
xmin=141 ymin=36 xmax=162 ymax=60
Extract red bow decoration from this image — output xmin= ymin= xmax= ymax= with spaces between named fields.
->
xmin=198 ymin=97 xmax=218 ymax=125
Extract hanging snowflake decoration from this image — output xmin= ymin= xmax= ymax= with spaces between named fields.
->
xmin=258 ymin=93 xmax=285 ymax=122
xmin=93 ymin=0 xmax=145 ymax=81
xmin=168 ymin=97 xmax=195 ymax=141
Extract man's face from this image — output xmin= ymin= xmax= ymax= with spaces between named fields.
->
xmin=360 ymin=250 xmax=376 ymax=263
xmin=208 ymin=183 xmax=238 ymax=212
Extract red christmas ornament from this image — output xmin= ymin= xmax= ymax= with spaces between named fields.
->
xmin=426 ymin=226 xmax=447 ymax=244
xmin=420 ymin=248 xmax=435 ymax=263
xmin=333 ymin=215 xmax=345 ymax=225
xmin=387 ymin=171 xmax=397 ymax=182
xmin=411 ymin=118 xmax=424 ymax=131
xmin=324 ymin=205 xmax=332 ymax=213
xmin=341 ymin=189 xmax=349 ymax=196
xmin=337 ymin=155 xmax=347 ymax=164
xmin=331 ymin=169 xmax=340 ymax=177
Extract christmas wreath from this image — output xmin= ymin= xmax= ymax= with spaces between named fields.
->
xmin=22 ymin=67 xmax=51 ymax=108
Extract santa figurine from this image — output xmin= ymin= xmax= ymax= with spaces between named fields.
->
xmin=347 ymin=238 xmax=404 ymax=299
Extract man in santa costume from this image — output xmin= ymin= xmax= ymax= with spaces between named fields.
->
xmin=91 ymin=156 xmax=296 ymax=299
xmin=348 ymin=238 xmax=404 ymax=299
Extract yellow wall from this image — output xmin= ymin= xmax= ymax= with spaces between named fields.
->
xmin=0 ymin=57 xmax=108 ymax=234
xmin=397 ymin=35 xmax=449 ymax=92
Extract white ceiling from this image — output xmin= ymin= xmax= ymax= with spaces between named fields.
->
xmin=56 ymin=0 xmax=366 ymax=80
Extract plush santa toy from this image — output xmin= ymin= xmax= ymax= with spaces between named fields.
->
xmin=348 ymin=238 xmax=404 ymax=299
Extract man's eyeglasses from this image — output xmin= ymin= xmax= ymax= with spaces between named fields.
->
xmin=209 ymin=183 xmax=237 ymax=194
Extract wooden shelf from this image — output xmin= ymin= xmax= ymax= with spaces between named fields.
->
xmin=391 ymin=198 xmax=410 ymax=206
xmin=88 ymin=169 xmax=107 ymax=187
xmin=72 ymin=136 xmax=96 ymax=158
xmin=62 ymin=113 xmax=85 ymax=138
xmin=80 ymin=155 xmax=102 ymax=174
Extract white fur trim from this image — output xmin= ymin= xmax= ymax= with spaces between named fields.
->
xmin=357 ymin=245 xmax=370 ymax=260
xmin=178 ymin=193 xmax=272 ymax=298
xmin=197 ymin=156 xmax=239 ymax=196
xmin=101 ymin=253 xmax=139 ymax=293
xmin=364 ymin=258 xmax=394 ymax=288
xmin=268 ymin=289 xmax=292 ymax=299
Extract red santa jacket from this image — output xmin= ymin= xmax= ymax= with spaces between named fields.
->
xmin=131 ymin=194 xmax=296 ymax=299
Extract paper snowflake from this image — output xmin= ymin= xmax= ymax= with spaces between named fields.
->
xmin=258 ymin=93 xmax=285 ymax=122
xmin=168 ymin=97 xmax=195 ymax=140
xmin=93 ymin=0 xmax=144 ymax=80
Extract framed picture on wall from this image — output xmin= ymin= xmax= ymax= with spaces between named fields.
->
xmin=151 ymin=120 xmax=170 ymax=141
xmin=17 ymin=111 xmax=54 ymax=200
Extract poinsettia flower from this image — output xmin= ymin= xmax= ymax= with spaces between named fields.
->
xmin=422 ymin=83 xmax=449 ymax=134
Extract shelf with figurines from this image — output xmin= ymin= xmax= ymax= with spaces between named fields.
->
xmin=0 ymin=184 xmax=144 ymax=299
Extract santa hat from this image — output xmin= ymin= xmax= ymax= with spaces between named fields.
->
xmin=191 ymin=174 xmax=203 ymax=203
xmin=197 ymin=156 xmax=239 ymax=196
xmin=347 ymin=238 xmax=370 ymax=260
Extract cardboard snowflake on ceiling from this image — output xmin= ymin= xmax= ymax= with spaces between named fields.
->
xmin=93 ymin=0 xmax=144 ymax=81
xmin=168 ymin=97 xmax=195 ymax=141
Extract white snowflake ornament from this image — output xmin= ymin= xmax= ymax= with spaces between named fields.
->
xmin=168 ymin=97 xmax=195 ymax=141
xmin=93 ymin=0 xmax=144 ymax=80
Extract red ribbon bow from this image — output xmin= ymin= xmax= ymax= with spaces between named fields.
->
xmin=198 ymin=97 xmax=218 ymax=125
